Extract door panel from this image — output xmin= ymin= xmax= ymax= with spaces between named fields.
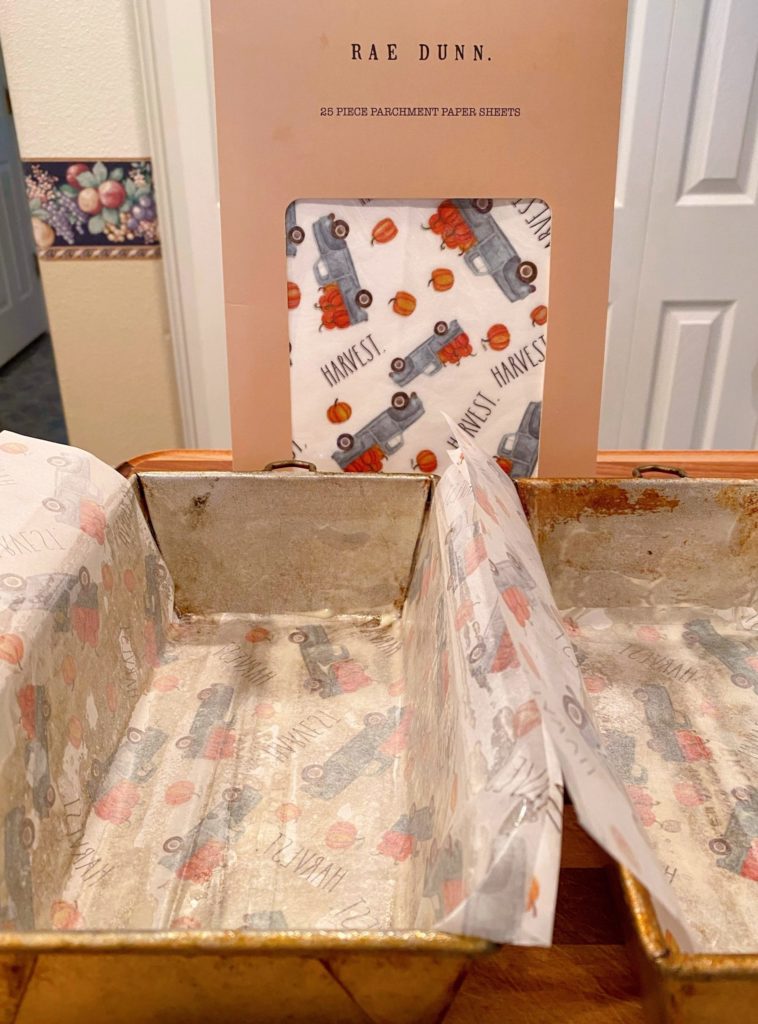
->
xmin=0 ymin=44 xmax=47 ymax=365
xmin=602 ymin=0 xmax=758 ymax=450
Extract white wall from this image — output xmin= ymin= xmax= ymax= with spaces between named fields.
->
xmin=0 ymin=0 xmax=185 ymax=466
xmin=0 ymin=0 xmax=149 ymax=155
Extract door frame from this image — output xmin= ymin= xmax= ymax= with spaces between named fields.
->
xmin=133 ymin=0 xmax=230 ymax=449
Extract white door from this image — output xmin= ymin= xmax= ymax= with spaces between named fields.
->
xmin=603 ymin=0 xmax=758 ymax=450
xmin=0 ymin=43 xmax=47 ymax=366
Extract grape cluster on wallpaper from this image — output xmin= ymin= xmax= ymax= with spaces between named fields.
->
xmin=23 ymin=160 xmax=160 ymax=259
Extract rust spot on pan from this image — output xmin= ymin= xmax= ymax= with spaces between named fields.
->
xmin=187 ymin=492 xmax=211 ymax=528
xmin=528 ymin=483 xmax=679 ymax=530
xmin=715 ymin=486 xmax=758 ymax=552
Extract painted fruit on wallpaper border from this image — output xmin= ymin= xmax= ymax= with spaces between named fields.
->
xmin=24 ymin=160 xmax=160 ymax=257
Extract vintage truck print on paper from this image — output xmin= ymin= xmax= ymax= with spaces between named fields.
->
xmin=287 ymin=199 xmax=550 ymax=477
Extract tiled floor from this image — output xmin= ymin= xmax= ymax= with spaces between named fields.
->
xmin=0 ymin=333 xmax=68 ymax=442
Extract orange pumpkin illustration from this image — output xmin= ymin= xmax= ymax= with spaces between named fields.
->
xmin=326 ymin=821 xmax=358 ymax=850
xmin=527 ymin=876 xmax=540 ymax=916
xmin=428 ymin=268 xmax=454 ymax=292
xmin=245 ymin=626 xmax=271 ymax=644
xmin=276 ymin=803 xmax=301 ymax=824
xmin=287 ymin=281 xmax=301 ymax=309
xmin=0 ymin=634 xmax=23 ymax=667
xmin=414 ymin=450 xmax=438 ymax=473
xmin=327 ymin=399 xmax=352 ymax=424
xmin=438 ymin=199 xmax=458 ymax=224
xmin=483 ymin=324 xmax=510 ymax=351
xmin=51 ymin=900 xmax=83 ymax=931
xmin=318 ymin=284 xmax=353 ymax=330
xmin=496 ymin=456 xmax=513 ymax=476
xmin=61 ymin=654 xmax=77 ymax=687
xmin=68 ymin=715 xmax=83 ymax=749
xmin=165 ymin=780 xmax=195 ymax=806
xmin=152 ymin=672 xmax=180 ymax=693
xmin=427 ymin=212 xmax=443 ymax=234
xmin=101 ymin=563 xmax=114 ymax=592
xmin=79 ymin=500 xmax=106 ymax=545
xmin=371 ymin=218 xmax=398 ymax=245
xmin=176 ymin=839 xmax=226 ymax=883
xmin=172 ymin=916 xmax=201 ymax=930
xmin=94 ymin=779 xmax=140 ymax=825
xmin=513 ymin=699 xmax=541 ymax=737
xmin=345 ymin=444 xmax=384 ymax=473
xmin=531 ymin=305 xmax=548 ymax=326
xmin=389 ymin=291 xmax=416 ymax=317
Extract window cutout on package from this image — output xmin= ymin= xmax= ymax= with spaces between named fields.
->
xmin=286 ymin=199 xmax=551 ymax=478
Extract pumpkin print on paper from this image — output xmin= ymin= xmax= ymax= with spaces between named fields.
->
xmin=413 ymin=450 xmax=438 ymax=473
xmin=371 ymin=218 xmax=398 ymax=245
xmin=0 ymin=634 xmax=23 ymax=667
xmin=165 ymin=781 xmax=195 ymax=806
xmin=276 ymin=803 xmax=301 ymax=824
xmin=318 ymin=285 xmax=351 ymax=331
xmin=428 ymin=268 xmax=454 ymax=292
xmin=287 ymin=198 xmax=550 ymax=478
xmin=326 ymin=399 xmax=352 ymax=424
xmin=389 ymin=291 xmax=416 ymax=317
xmin=531 ymin=305 xmax=548 ymax=326
xmin=325 ymin=820 xmax=358 ymax=850
xmin=483 ymin=324 xmax=511 ymax=352
xmin=245 ymin=626 xmax=271 ymax=644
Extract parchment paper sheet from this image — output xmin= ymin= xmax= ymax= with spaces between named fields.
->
xmin=0 ymin=428 xmax=696 ymax=949
xmin=288 ymin=199 xmax=549 ymax=477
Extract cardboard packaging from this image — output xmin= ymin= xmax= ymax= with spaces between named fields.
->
xmin=211 ymin=0 xmax=629 ymax=477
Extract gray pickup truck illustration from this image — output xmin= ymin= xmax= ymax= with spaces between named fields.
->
xmin=634 ymin=683 xmax=711 ymax=763
xmin=144 ymin=552 xmax=169 ymax=654
xmin=462 ymin=835 xmax=528 ymax=936
xmin=0 ymin=569 xmax=80 ymax=633
xmin=709 ymin=786 xmax=758 ymax=881
xmin=379 ymin=802 xmax=435 ymax=861
xmin=285 ymin=201 xmax=305 ymax=257
xmin=87 ymin=725 xmax=168 ymax=802
xmin=490 ymin=553 xmax=536 ymax=594
xmin=288 ymin=624 xmax=352 ymax=698
xmin=388 ymin=320 xmax=467 ymax=387
xmin=42 ymin=452 xmax=102 ymax=527
xmin=4 ymin=807 xmax=35 ymax=930
xmin=332 ymin=392 xmax=425 ymax=471
xmin=422 ymin=836 xmax=464 ymax=918
xmin=603 ymin=730 xmax=648 ymax=786
xmin=468 ymin=605 xmax=518 ymax=691
xmin=313 ymin=213 xmax=373 ymax=325
xmin=445 ymin=515 xmax=486 ymax=593
xmin=301 ymin=706 xmax=408 ymax=799
xmin=161 ymin=785 xmax=261 ymax=880
xmin=454 ymin=199 xmax=537 ymax=302
xmin=496 ymin=402 xmax=542 ymax=479
xmin=20 ymin=686 xmax=55 ymax=817
xmin=683 ymin=618 xmax=758 ymax=694
xmin=175 ymin=684 xmax=236 ymax=759
xmin=562 ymin=686 xmax=603 ymax=751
